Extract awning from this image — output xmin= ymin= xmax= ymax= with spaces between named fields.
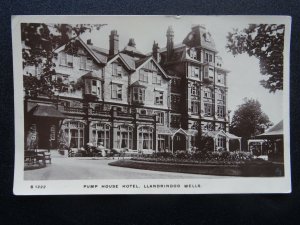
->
xmin=29 ymin=104 xmax=66 ymax=119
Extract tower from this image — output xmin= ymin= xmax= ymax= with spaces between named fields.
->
xmin=166 ymin=26 xmax=174 ymax=61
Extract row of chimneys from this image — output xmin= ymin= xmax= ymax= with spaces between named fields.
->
xmin=86 ymin=25 xmax=202 ymax=61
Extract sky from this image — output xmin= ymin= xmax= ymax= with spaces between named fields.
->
xmin=78 ymin=16 xmax=283 ymax=125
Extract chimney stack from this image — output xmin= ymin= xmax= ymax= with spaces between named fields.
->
xmin=109 ymin=30 xmax=119 ymax=55
xmin=87 ymin=39 xmax=93 ymax=45
xmin=128 ymin=38 xmax=136 ymax=48
xmin=166 ymin=26 xmax=174 ymax=61
xmin=152 ymin=41 xmax=160 ymax=62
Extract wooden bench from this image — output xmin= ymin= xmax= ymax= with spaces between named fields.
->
xmin=36 ymin=152 xmax=51 ymax=164
xmin=24 ymin=151 xmax=37 ymax=164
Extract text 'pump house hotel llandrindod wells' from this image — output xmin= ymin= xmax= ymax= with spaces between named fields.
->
xmin=24 ymin=24 xmax=242 ymax=156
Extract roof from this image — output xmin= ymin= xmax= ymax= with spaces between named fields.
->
xmin=130 ymin=81 xmax=147 ymax=88
xmin=122 ymin=45 xmax=145 ymax=57
xmin=135 ymin=56 xmax=171 ymax=80
xmin=256 ymin=120 xmax=283 ymax=138
xmin=119 ymin=53 xmax=136 ymax=70
xmin=204 ymin=130 xmax=241 ymax=140
xmin=182 ymin=25 xmax=218 ymax=52
xmin=54 ymin=37 xmax=108 ymax=64
xmin=81 ymin=71 xmax=103 ymax=81
xmin=29 ymin=104 xmax=65 ymax=118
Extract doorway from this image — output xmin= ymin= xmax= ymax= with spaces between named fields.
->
xmin=173 ymin=133 xmax=186 ymax=151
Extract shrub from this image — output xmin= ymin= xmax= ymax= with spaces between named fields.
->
xmin=174 ymin=150 xmax=190 ymax=159
xmin=155 ymin=151 xmax=173 ymax=159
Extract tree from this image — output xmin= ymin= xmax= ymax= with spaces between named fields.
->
xmin=22 ymin=23 xmax=107 ymax=97
xmin=230 ymin=98 xmax=273 ymax=142
xmin=226 ymin=24 xmax=285 ymax=92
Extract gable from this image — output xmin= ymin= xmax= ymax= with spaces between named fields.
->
xmin=137 ymin=57 xmax=170 ymax=80
xmin=54 ymin=38 xmax=107 ymax=64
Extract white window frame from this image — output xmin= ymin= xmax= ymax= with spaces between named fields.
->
xmin=111 ymin=83 xmax=122 ymax=100
xmin=154 ymin=91 xmax=164 ymax=105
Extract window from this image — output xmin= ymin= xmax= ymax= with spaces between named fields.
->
xmin=154 ymin=91 xmax=163 ymax=105
xmin=155 ymin=111 xmax=164 ymax=125
xmin=191 ymin=67 xmax=200 ymax=77
xmin=140 ymin=109 xmax=147 ymax=115
xmin=63 ymin=121 xmax=85 ymax=149
xmin=217 ymin=105 xmax=225 ymax=117
xmin=60 ymin=52 xmax=73 ymax=67
xmin=217 ymin=89 xmax=225 ymax=101
xmin=217 ymin=74 xmax=224 ymax=84
xmin=217 ymin=136 xmax=226 ymax=149
xmin=80 ymin=56 xmax=92 ymax=70
xmin=204 ymin=88 xmax=212 ymax=98
xmin=152 ymin=72 xmax=162 ymax=85
xmin=204 ymin=103 xmax=213 ymax=116
xmin=132 ymin=87 xmax=145 ymax=102
xmin=209 ymin=54 xmax=213 ymax=62
xmin=158 ymin=135 xmax=168 ymax=151
xmin=138 ymin=126 xmax=153 ymax=150
xmin=191 ymin=84 xmax=199 ymax=96
xmin=171 ymin=115 xmax=181 ymax=128
xmin=111 ymin=83 xmax=122 ymax=100
xmin=204 ymin=66 xmax=209 ymax=78
xmin=190 ymin=48 xmax=197 ymax=59
xmin=205 ymin=53 xmax=209 ymax=62
xmin=139 ymin=70 xmax=148 ymax=82
xmin=91 ymin=80 xmax=97 ymax=95
xmin=91 ymin=123 xmax=110 ymax=149
xmin=209 ymin=68 xmax=214 ymax=78
xmin=111 ymin=63 xmax=122 ymax=77
xmin=116 ymin=125 xmax=133 ymax=149
xmin=191 ymin=101 xmax=199 ymax=114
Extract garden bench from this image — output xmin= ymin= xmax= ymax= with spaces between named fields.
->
xmin=36 ymin=152 xmax=51 ymax=164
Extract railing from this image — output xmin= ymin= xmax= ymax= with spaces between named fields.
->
xmin=91 ymin=110 xmax=110 ymax=116
xmin=61 ymin=106 xmax=84 ymax=114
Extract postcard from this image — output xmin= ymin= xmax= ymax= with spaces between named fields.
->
xmin=12 ymin=15 xmax=291 ymax=194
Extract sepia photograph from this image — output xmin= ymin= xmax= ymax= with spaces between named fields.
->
xmin=12 ymin=15 xmax=291 ymax=194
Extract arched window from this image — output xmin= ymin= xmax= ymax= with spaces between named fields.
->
xmin=91 ymin=123 xmax=110 ymax=148
xmin=62 ymin=121 xmax=85 ymax=149
xmin=116 ymin=125 xmax=133 ymax=150
xmin=138 ymin=126 xmax=153 ymax=150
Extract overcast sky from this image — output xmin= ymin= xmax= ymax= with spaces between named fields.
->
xmin=79 ymin=16 xmax=283 ymax=125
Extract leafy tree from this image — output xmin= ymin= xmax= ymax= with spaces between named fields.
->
xmin=230 ymin=98 xmax=273 ymax=143
xmin=22 ymin=23 xmax=106 ymax=97
xmin=226 ymin=24 xmax=285 ymax=92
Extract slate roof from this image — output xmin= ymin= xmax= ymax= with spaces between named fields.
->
xmin=256 ymin=120 xmax=283 ymax=138
xmin=81 ymin=71 xmax=103 ymax=81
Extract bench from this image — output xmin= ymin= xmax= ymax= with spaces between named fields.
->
xmin=24 ymin=151 xmax=37 ymax=164
xmin=36 ymin=152 xmax=51 ymax=164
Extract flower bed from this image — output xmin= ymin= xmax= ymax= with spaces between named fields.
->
xmin=132 ymin=150 xmax=254 ymax=166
